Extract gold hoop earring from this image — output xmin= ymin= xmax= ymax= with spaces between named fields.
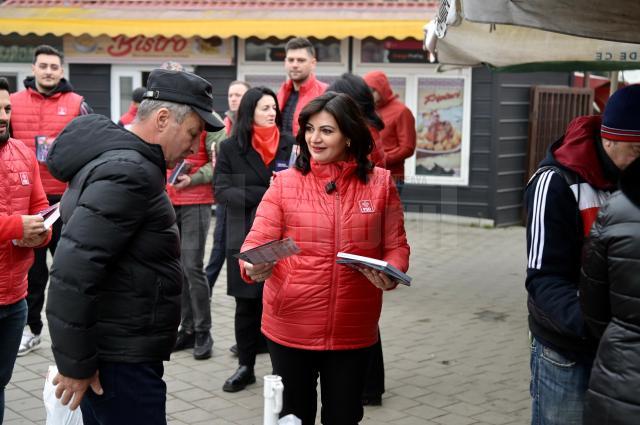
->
xmin=346 ymin=140 xmax=351 ymax=148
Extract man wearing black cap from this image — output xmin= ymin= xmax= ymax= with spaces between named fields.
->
xmin=524 ymin=84 xmax=640 ymax=425
xmin=43 ymin=69 xmax=224 ymax=424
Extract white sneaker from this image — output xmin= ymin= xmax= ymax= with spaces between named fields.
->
xmin=17 ymin=329 xmax=41 ymax=356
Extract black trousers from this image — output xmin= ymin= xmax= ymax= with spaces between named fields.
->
xmin=362 ymin=330 xmax=385 ymax=397
xmin=267 ymin=338 xmax=371 ymax=425
xmin=205 ymin=204 xmax=226 ymax=289
xmin=26 ymin=194 xmax=62 ymax=335
xmin=234 ymin=297 xmax=264 ymax=367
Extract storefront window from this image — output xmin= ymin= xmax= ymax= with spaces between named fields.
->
xmin=244 ymin=74 xmax=286 ymax=93
xmin=360 ymin=37 xmax=434 ymax=64
xmin=244 ymin=37 xmax=342 ymax=63
xmin=386 ymin=76 xmax=406 ymax=103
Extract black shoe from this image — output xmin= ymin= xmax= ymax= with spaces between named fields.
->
xmin=173 ymin=330 xmax=195 ymax=352
xmin=229 ymin=344 xmax=238 ymax=356
xmin=222 ymin=365 xmax=256 ymax=392
xmin=362 ymin=395 xmax=382 ymax=406
xmin=193 ymin=332 xmax=213 ymax=360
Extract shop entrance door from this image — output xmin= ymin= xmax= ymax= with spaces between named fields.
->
xmin=111 ymin=65 xmax=194 ymax=122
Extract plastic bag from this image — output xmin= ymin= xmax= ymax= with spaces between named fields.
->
xmin=43 ymin=365 xmax=83 ymax=425
xmin=278 ymin=414 xmax=302 ymax=425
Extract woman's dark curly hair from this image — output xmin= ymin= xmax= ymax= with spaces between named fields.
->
xmin=295 ymin=91 xmax=373 ymax=183
xmin=327 ymin=73 xmax=384 ymax=131
xmin=235 ymin=86 xmax=282 ymax=154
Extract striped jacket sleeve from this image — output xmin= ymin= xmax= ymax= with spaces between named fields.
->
xmin=525 ymin=169 xmax=589 ymax=339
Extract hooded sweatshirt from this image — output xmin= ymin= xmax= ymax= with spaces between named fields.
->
xmin=10 ymin=76 xmax=92 ymax=195
xmin=45 ymin=114 xmax=182 ymax=379
xmin=363 ymin=71 xmax=416 ymax=179
xmin=524 ymin=115 xmax=617 ymax=359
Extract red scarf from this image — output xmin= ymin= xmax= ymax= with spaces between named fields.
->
xmin=252 ymin=124 xmax=279 ymax=165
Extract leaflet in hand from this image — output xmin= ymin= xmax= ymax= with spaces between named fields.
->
xmin=39 ymin=202 xmax=61 ymax=230
xmin=336 ymin=252 xmax=412 ymax=286
xmin=168 ymin=160 xmax=192 ymax=185
xmin=234 ymin=237 xmax=301 ymax=265
xmin=11 ymin=202 xmax=60 ymax=246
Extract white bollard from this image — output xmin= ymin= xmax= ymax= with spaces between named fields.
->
xmin=263 ymin=374 xmax=284 ymax=425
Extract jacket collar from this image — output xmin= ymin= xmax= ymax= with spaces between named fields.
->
xmin=284 ymin=73 xmax=320 ymax=95
xmin=243 ymin=135 xmax=291 ymax=186
xmin=310 ymin=159 xmax=357 ymax=181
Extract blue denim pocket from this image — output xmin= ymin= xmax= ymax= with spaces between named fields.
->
xmin=540 ymin=345 xmax=576 ymax=368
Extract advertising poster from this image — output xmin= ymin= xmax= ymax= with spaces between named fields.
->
xmin=412 ymin=77 xmax=468 ymax=184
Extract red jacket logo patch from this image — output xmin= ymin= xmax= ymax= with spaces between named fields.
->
xmin=359 ymin=200 xmax=375 ymax=213
xmin=19 ymin=172 xmax=30 ymax=186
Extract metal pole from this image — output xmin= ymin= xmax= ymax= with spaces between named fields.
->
xmin=263 ymin=375 xmax=284 ymax=425
xmin=610 ymin=71 xmax=619 ymax=96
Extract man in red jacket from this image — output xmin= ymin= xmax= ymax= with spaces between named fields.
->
xmin=0 ymin=77 xmax=51 ymax=423
xmin=363 ymin=71 xmax=416 ymax=192
xmin=10 ymin=45 xmax=92 ymax=356
xmin=277 ymin=37 xmax=328 ymax=136
xmin=117 ymin=86 xmax=146 ymax=128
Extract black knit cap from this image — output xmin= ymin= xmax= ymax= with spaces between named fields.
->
xmin=144 ymin=69 xmax=224 ymax=131
xmin=601 ymin=84 xmax=640 ymax=143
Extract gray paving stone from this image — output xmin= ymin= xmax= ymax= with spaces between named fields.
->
xmin=432 ymin=412 xmax=478 ymax=425
xmin=5 ymin=219 xmax=531 ymax=424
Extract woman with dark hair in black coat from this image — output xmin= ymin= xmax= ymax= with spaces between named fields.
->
xmin=580 ymin=155 xmax=640 ymax=424
xmin=214 ymin=87 xmax=295 ymax=392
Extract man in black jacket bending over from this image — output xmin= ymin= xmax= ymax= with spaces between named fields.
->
xmin=44 ymin=69 xmax=224 ymax=425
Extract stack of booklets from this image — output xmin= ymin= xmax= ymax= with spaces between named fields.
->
xmin=234 ymin=237 xmax=301 ymax=264
xmin=39 ymin=202 xmax=61 ymax=230
xmin=336 ymin=252 xmax=412 ymax=286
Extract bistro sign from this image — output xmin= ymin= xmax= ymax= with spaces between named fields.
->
xmin=63 ymin=35 xmax=233 ymax=65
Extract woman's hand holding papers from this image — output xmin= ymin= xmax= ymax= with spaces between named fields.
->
xmin=356 ymin=266 xmax=398 ymax=291
xmin=245 ymin=261 xmax=275 ymax=282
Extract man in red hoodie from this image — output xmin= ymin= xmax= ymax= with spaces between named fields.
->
xmin=0 ymin=77 xmax=51 ymax=423
xmin=525 ymin=84 xmax=640 ymax=425
xmin=363 ymin=71 xmax=416 ymax=191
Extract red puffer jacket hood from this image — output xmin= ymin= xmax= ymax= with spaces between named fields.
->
xmin=363 ymin=71 xmax=396 ymax=108
xmin=240 ymin=161 xmax=410 ymax=350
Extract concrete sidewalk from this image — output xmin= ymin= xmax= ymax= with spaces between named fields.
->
xmin=4 ymin=218 xmax=531 ymax=425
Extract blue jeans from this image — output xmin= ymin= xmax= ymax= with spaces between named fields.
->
xmin=0 ymin=299 xmax=27 ymax=424
xmin=80 ymin=361 xmax=166 ymax=425
xmin=529 ymin=337 xmax=591 ymax=425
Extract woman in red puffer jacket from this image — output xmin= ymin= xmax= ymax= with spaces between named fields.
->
xmin=240 ymin=92 xmax=410 ymax=425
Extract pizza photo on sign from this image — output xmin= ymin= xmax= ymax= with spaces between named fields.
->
xmin=417 ymin=110 xmax=462 ymax=153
